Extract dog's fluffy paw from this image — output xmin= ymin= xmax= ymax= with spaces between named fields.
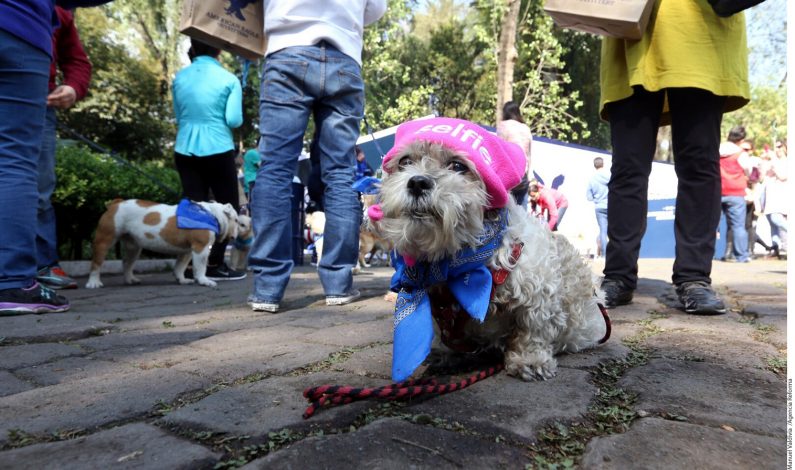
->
xmin=196 ymin=278 xmax=217 ymax=287
xmin=512 ymin=363 xmax=558 ymax=381
xmin=177 ymin=277 xmax=194 ymax=285
xmin=505 ymin=349 xmax=558 ymax=381
xmin=85 ymin=279 xmax=103 ymax=289
xmin=124 ymin=276 xmax=141 ymax=285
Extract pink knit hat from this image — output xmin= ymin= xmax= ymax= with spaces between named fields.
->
xmin=382 ymin=117 xmax=527 ymax=209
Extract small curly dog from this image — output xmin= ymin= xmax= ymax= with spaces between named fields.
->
xmin=368 ymin=117 xmax=607 ymax=382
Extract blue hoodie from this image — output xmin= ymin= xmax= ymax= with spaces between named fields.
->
xmin=0 ymin=0 xmax=111 ymax=57
xmin=586 ymin=168 xmax=610 ymax=210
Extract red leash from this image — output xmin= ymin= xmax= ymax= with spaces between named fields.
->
xmin=597 ymin=302 xmax=611 ymax=344
xmin=302 ymin=363 xmax=504 ymax=419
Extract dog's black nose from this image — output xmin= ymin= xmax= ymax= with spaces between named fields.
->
xmin=407 ymin=175 xmax=434 ymax=197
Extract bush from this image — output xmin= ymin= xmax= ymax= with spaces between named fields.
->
xmin=53 ymin=144 xmax=182 ymax=260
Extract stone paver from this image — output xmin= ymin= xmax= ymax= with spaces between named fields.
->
xmin=0 ymin=259 xmax=787 ymax=467
xmin=411 ymin=368 xmax=596 ymax=441
xmin=243 ymin=418 xmax=530 ymax=469
xmin=160 ymin=371 xmax=378 ymax=437
xmin=0 ymin=343 xmax=84 ymax=370
xmin=0 ymin=423 xmax=219 ymax=469
xmin=0 ymin=371 xmax=34 ymax=397
xmin=0 ymin=368 xmax=209 ymax=444
xmin=581 ymin=417 xmax=785 ymax=469
xmin=619 ymin=358 xmax=785 ymax=436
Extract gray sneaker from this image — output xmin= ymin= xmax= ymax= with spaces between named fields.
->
xmin=326 ymin=289 xmax=361 ymax=306
xmin=675 ymin=281 xmax=726 ymax=315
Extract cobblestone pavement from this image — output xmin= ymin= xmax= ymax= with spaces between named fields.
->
xmin=0 ymin=258 xmax=788 ymax=469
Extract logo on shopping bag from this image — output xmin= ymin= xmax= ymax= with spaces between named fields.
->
xmin=225 ymin=0 xmax=257 ymax=21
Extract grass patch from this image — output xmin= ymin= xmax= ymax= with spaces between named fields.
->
xmin=4 ymin=427 xmax=87 ymax=450
xmin=766 ymin=356 xmax=786 ymax=375
xmin=522 ymin=348 xmax=648 ymax=468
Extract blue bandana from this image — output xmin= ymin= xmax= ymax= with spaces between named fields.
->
xmin=390 ymin=210 xmax=508 ymax=382
xmin=176 ymin=199 xmax=220 ymax=234
xmin=352 ymin=176 xmax=382 ymax=194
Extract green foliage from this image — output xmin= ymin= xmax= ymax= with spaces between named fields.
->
xmin=556 ymin=30 xmax=610 ymax=149
xmin=363 ymin=0 xmax=429 ymax=129
xmin=68 ymin=8 xmax=176 ymax=161
xmin=721 ymin=84 xmax=787 ymax=149
xmin=219 ymin=56 xmax=262 ymax=148
xmin=53 ymin=144 xmax=181 ymax=259
xmin=512 ymin=0 xmax=589 ymax=142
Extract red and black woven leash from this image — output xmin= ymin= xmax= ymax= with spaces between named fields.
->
xmin=302 ymin=363 xmax=504 ymax=419
xmin=597 ymin=302 xmax=611 ymax=344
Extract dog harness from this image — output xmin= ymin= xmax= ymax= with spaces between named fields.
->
xmin=430 ymin=241 xmax=524 ymax=353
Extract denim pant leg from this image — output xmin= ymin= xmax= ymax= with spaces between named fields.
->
xmin=0 ymin=31 xmax=50 ymax=290
xmin=314 ymin=47 xmax=364 ymax=296
xmin=36 ymin=108 xmax=59 ymax=269
xmin=721 ymin=195 xmax=748 ymax=261
xmin=249 ymin=49 xmax=315 ymax=303
xmin=595 ymin=208 xmax=608 ymax=257
xmin=767 ymin=213 xmax=788 ymax=250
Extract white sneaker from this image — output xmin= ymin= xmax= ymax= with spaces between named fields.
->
xmin=249 ymin=298 xmax=279 ymax=313
xmin=326 ymin=289 xmax=361 ymax=306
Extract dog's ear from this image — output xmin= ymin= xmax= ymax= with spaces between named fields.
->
xmin=223 ymin=204 xmax=239 ymax=239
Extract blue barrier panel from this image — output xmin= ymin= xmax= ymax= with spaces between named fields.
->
xmin=640 ymin=199 xmax=676 ymax=258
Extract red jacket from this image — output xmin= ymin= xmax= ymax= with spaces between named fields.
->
xmin=50 ymin=7 xmax=91 ymax=100
xmin=720 ymin=152 xmax=747 ymax=197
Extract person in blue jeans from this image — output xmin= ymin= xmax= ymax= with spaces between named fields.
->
xmin=248 ymin=1 xmax=387 ymax=313
xmin=0 ymin=0 xmax=110 ymax=316
xmin=586 ymin=156 xmax=610 ymax=258
xmin=36 ymin=6 xmax=92 ymax=291
xmin=719 ymin=137 xmax=752 ymax=263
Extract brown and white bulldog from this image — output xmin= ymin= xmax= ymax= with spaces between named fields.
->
xmin=85 ymin=199 xmax=240 ymax=288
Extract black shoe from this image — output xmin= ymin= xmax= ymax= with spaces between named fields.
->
xmin=601 ymin=278 xmax=633 ymax=308
xmin=206 ymin=263 xmax=247 ymax=281
xmin=675 ymin=281 xmax=726 ymax=315
xmin=0 ymin=282 xmax=70 ymax=315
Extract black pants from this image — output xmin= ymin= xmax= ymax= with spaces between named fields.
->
xmin=174 ymin=150 xmax=240 ymax=267
xmin=604 ymin=87 xmax=725 ymax=289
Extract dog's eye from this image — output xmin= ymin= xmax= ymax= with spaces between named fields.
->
xmin=448 ymin=160 xmax=469 ymax=174
xmin=398 ymin=156 xmax=414 ymax=169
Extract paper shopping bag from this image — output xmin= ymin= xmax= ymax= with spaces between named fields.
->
xmin=180 ymin=0 xmax=266 ymax=60
xmin=543 ymin=0 xmax=656 ymax=40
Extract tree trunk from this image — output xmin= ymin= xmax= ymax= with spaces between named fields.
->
xmin=496 ymin=0 xmax=521 ymax=123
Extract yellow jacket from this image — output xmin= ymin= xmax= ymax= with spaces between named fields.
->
xmin=600 ymin=0 xmax=750 ymax=125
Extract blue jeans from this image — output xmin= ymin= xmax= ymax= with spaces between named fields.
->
xmin=766 ymin=212 xmax=788 ymax=251
xmin=595 ymin=207 xmax=608 ymax=257
xmin=37 ymin=108 xmax=59 ymax=269
xmin=721 ymin=196 xmax=749 ymax=262
xmin=250 ymin=43 xmax=363 ymax=302
xmin=0 ymin=31 xmax=51 ymax=290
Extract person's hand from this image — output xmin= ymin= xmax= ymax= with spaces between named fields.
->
xmin=47 ymin=85 xmax=77 ymax=109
